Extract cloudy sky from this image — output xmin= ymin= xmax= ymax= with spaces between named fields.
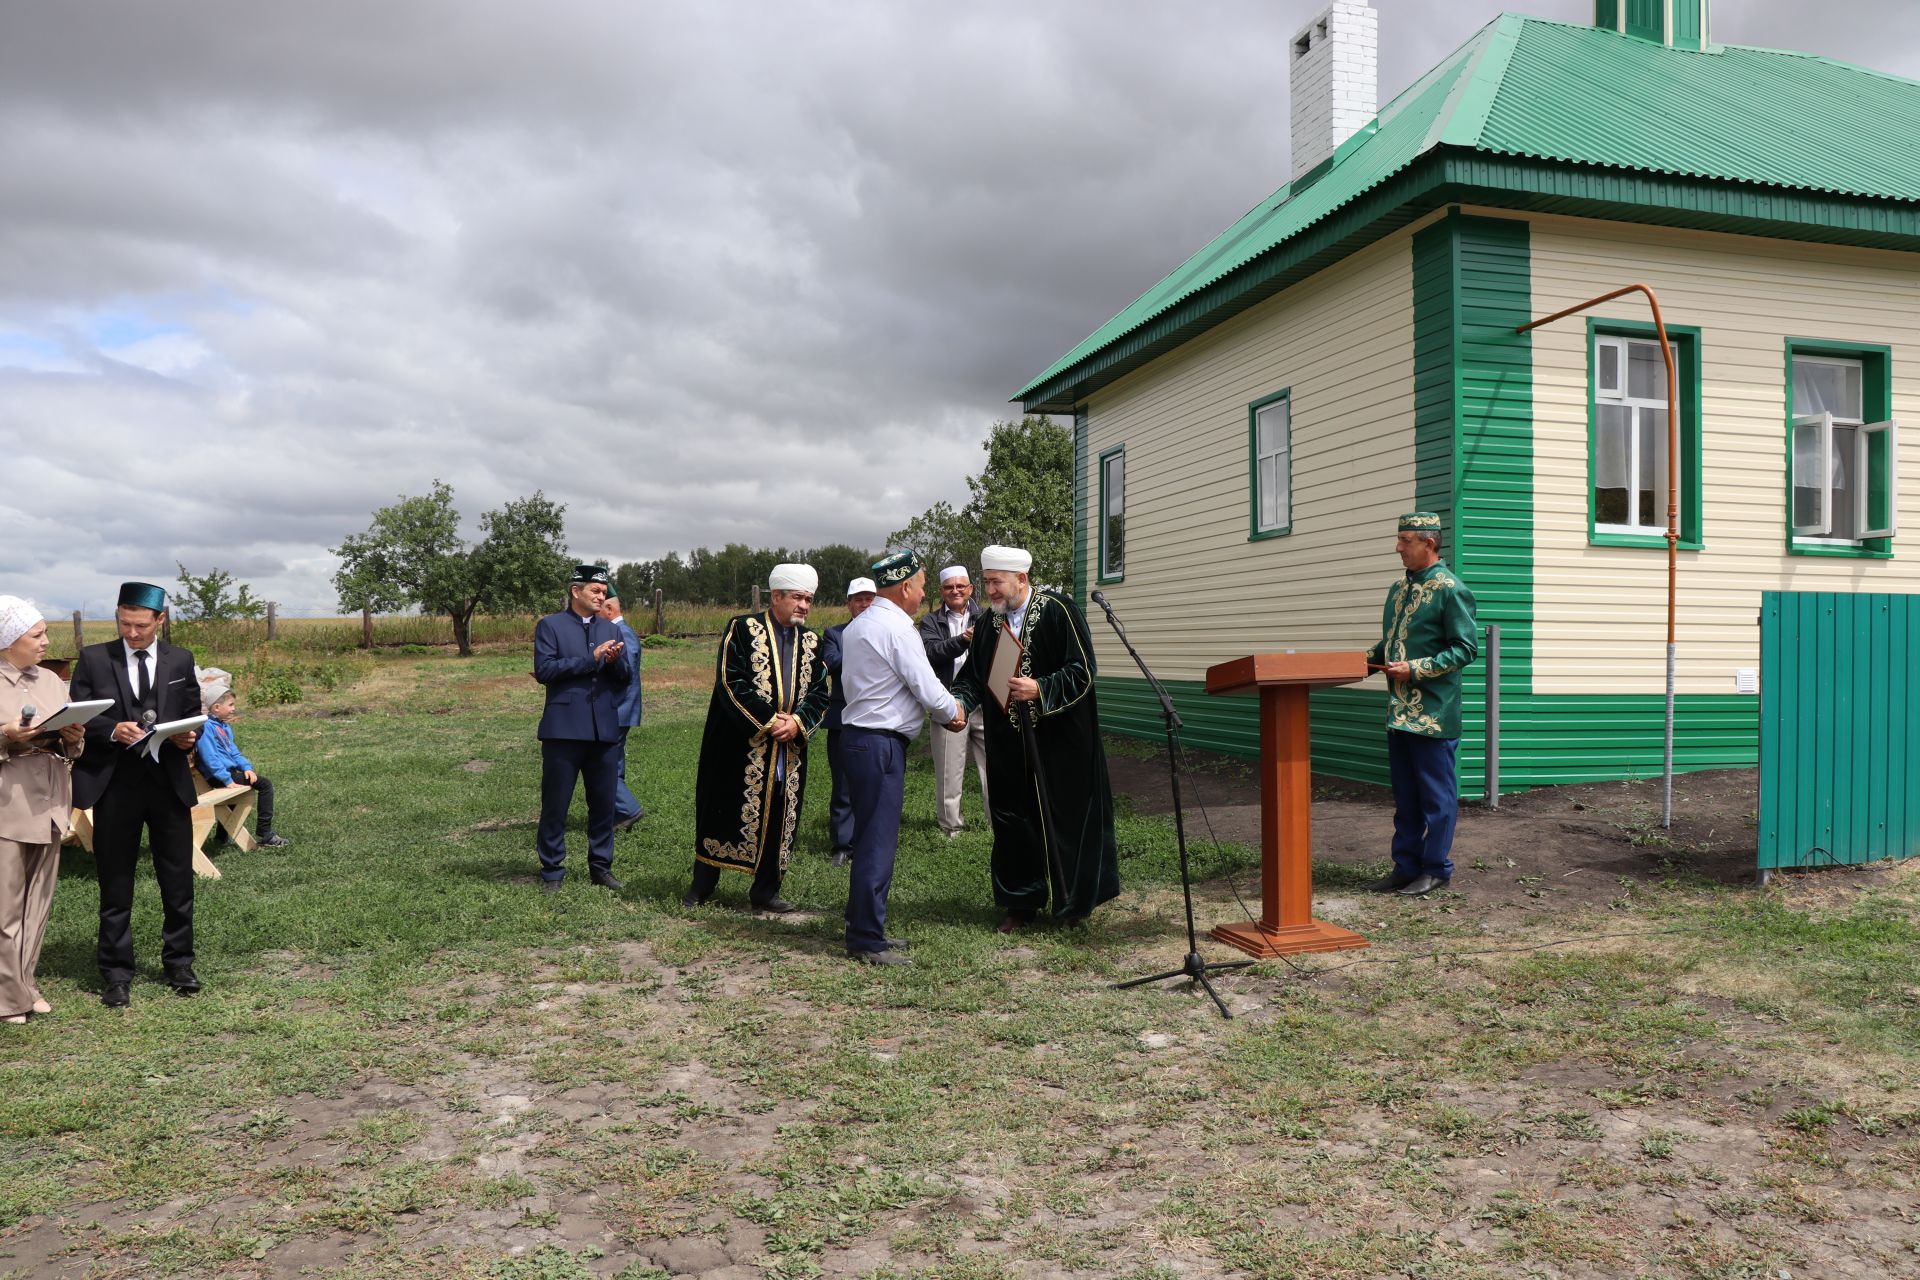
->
xmin=3 ymin=0 xmax=1914 ymax=614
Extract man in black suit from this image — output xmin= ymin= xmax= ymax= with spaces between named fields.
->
xmin=69 ymin=581 xmax=204 ymax=1007
xmin=533 ymin=564 xmax=631 ymax=893
xmin=918 ymin=565 xmax=988 ymax=837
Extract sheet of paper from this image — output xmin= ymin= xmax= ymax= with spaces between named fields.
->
xmin=140 ymin=715 xmax=208 ymax=762
xmin=986 ymin=628 xmax=1024 ymax=712
xmin=26 ymin=699 xmax=114 ymax=733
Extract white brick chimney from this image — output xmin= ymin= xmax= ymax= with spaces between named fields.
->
xmin=1289 ymin=1 xmax=1378 ymax=184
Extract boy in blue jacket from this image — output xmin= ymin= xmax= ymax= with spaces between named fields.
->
xmin=193 ymin=668 xmax=290 ymax=848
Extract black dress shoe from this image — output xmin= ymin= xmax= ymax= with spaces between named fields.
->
xmin=541 ymin=879 xmax=562 ymax=895
xmin=589 ymin=870 xmax=626 ymax=890
xmin=751 ymin=896 xmax=797 ymax=914
xmin=681 ymin=887 xmax=709 ymax=908
xmin=829 ymin=850 xmax=851 ymax=868
xmin=849 ymin=949 xmax=913 ymax=967
xmin=1367 ymin=873 xmax=1415 ymax=893
xmin=165 ymin=966 xmax=202 ymax=995
xmin=1397 ymin=874 xmax=1450 ymax=897
xmin=614 ymin=812 xmax=643 ymax=833
xmin=257 ymin=832 xmax=291 ymax=848
xmin=101 ymin=983 xmax=130 ymax=1008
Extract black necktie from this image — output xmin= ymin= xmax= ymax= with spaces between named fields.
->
xmin=135 ymin=649 xmax=152 ymax=710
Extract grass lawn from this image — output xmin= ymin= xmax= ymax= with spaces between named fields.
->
xmin=2 ymin=639 xmax=1916 ymax=1279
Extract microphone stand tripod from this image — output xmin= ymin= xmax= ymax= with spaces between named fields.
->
xmin=1093 ymin=593 xmax=1251 ymax=1019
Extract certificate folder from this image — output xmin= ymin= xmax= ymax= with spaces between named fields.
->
xmin=986 ymin=628 xmax=1024 ymax=711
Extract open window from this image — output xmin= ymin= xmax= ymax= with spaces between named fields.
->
xmin=1789 ymin=348 xmax=1897 ymax=551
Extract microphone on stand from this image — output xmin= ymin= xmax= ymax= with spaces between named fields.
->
xmin=1091 ymin=590 xmax=1110 ymax=611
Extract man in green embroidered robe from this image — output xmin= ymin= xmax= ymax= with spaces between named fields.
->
xmin=1363 ymin=512 xmax=1479 ymax=898
xmin=952 ymin=544 xmax=1120 ymax=931
xmin=686 ymin=563 xmax=833 ymax=913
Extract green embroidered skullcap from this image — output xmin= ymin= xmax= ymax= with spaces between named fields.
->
xmin=1398 ymin=512 xmax=1442 ymax=532
xmin=569 ymin=564 xmax=610 ymax=585
xmin=871 ymin=548 xmax=922 ymax=588
xmin=117 ymin=581 xmax=168 ymax=612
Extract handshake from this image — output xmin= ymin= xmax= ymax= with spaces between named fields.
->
xmin=941 ymin=706 xmax=968 ymax=734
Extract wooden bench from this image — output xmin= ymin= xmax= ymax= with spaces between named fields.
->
xmin=65 ymin=769 xmax=259 ymax=880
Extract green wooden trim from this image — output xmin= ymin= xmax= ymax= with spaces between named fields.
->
xmin=1073 ymin=408 xmax=1090 ymax=603
xmin=1625 ymin=0 xmax=1662 ymax=42
xmin=1783 ymin=337 xmax=1895 ymax=558
xmin=1585 ymin=318 xmax=1705 ymax=549
xmin=1097 ymin=672 xmax=1759 ymax=795
xmin=1246 ymin=387 xmax=1293 ymax=541
xmin=1673 ymin=0 xmax=1704 ymax=51
xmin=1020 ymin=149 xmax=1920 ymax=414
xmin=1096 ymin=443 xmax=1126 ymax=583
xmin=1411 ymin=219 xmax=1459 ymax=534
xmin=1594 ymin=0 xmax=1620 ymax=33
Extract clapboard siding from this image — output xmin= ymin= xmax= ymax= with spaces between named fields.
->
xmin=1081 ymin=233 xmax=1418 ymax=682
xmin=1526 ymin=214 xmax=1920 ymax=695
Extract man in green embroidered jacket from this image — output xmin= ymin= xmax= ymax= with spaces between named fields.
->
xmin=1363 ymin=512 xmax=1479 ymax=898
xmin=685 ymin=563 xmax=833 ymax=914
xmin=951 ymin=544 xmax=1120 ymax=932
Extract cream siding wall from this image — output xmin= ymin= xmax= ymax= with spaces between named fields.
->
xmin=1526 ymin=215 xmax=1920 ymax=695
xmin=1082 ymin=233 xmax=1416 ymax=681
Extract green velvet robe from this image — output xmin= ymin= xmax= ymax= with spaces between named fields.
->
xmin=1363 ymin=560 xmax=1479 ymax=739
xmin=952 ymin=587 xmax=1121 ymax=920
xmin=694 ymin=611 xmax=832 ymax=878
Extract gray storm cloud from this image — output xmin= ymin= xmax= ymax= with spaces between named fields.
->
xmin=1 ymin=0 xmax=1911 ymax=613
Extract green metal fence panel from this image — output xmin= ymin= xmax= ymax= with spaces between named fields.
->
xmin=1760 ymin=591 xmax=1920 ymax=870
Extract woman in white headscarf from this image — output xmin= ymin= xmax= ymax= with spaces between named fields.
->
xmin=0 ymin=597 xmax=85 ymax=1023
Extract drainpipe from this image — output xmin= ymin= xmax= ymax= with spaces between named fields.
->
xmin=1517 ymin=284 xmax=1679 ymax=828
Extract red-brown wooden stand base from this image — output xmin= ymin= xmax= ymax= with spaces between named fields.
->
xmin=1211 ymin=918 xmax=1369 ymax=959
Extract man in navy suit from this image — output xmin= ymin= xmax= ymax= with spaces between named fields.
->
xmin=600 ymin=591 xmax=644 ymax=831
xmin=68 ymin=581 xmax=205 ymax=1007
xmin=533 ymin=564 xmax=632 ymax=893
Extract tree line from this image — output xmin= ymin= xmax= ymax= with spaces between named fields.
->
xmin=176 ymin=416 xmax=1077 ymax=655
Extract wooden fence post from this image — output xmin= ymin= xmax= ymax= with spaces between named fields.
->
xmin=266 ymin=602 xmax=278 ymax=641
xmin=72 ymin=610 xmax=84 ymax=653
xmin=161 ymin=613 xmax=172 ymax=644
xmin=652 ymin=589 xmax=664 ymax=637
xmin=751 ymin=585 xmax=761 ymax=611
xmin=361 ymin=606 xmax=374 ymax=650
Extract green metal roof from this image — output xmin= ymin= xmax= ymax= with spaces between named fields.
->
xmin=1017 ymin=15 xmax=1920 ymax=408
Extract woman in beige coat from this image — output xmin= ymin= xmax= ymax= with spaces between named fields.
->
xmin=0 ymin=597 xmax=85 ymax=1023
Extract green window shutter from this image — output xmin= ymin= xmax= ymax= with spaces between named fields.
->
xmin=1625 ymin=0 xmax=1662 ymax=42
xmin=1860 ymin=421 xmax=1899 ymax=540
xmin=1595 ymin=0 xmax=1619 ymax=31
xmin=1672 ymin=0 xmax=1703 ymax=50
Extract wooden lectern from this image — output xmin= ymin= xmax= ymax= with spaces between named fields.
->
xmin=1204 ymin=651 xmax=1371 ymax=958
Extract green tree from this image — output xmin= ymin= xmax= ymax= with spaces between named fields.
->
xmin=886 ymin=416 xmax=1074 ymax=589
xmin=173 ymin=563 xmax=267 ymax=622
xmin=884 ymin=501 xmax=982 ymax=584
xmin=964 ymin=416 xmax=1073 ymax=587
xmin=331 ymin=480 xmax=571 ymax=656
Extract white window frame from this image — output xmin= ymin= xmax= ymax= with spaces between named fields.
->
xmin=1254 ymin=397 xmax=1291 ymax=534
xmin=1099 ymin=447 xmax=1125 ymax=580
xmin=1593 ymin=334 xmax=1678 ymax=537
xmin=1791 ymin=354 xmax=1897 ymax=545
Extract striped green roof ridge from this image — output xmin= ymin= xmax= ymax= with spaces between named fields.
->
xmin=1017 ymin=14 xmax=1920 ymax=404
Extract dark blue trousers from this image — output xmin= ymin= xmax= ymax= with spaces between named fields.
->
xmin=1386 ymin=730 xmax=1459 ymax=881
xmin=611 ymin=727 xmax=642 ymax=824
xmin=825 ymin=729 xmax=855 ymax=855
xmin=538 ymin=738 xmax=620 ymax=882
xmin=842 ymin=727 xmax=906 ymax=954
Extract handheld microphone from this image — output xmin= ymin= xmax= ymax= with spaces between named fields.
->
xmin=140 ymin=710 xmax=157 ymax=731
xmin=19 ymin=705 xmax=36 ymax=729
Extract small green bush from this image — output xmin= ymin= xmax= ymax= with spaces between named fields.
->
xmin=249 ymin=670 xmax=303 ymax=706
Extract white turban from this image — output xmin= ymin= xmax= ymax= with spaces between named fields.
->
xmin=980 ymin=545 xmax=1033 ymax=573
xmin=846 ymin=577 xmax=877 ymax=597
xmin=938 ymin=565 xmax=968 ymax=584
xmin=768 ymin=563 xmax=818 ymax=593
xmin=197 ymin=666 xmax=235 ymax=707
xmin=0 ymin=596 xmax=44 ymax=650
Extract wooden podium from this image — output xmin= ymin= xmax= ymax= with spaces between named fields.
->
xmin=1205 ymin=651 xmax=1371 ymax=958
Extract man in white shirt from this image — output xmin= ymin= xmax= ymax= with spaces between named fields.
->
xmin=917 ymin=565 xmax=988 ymax=836
xmin=839 ymin=549 xmax=965 ymax=966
